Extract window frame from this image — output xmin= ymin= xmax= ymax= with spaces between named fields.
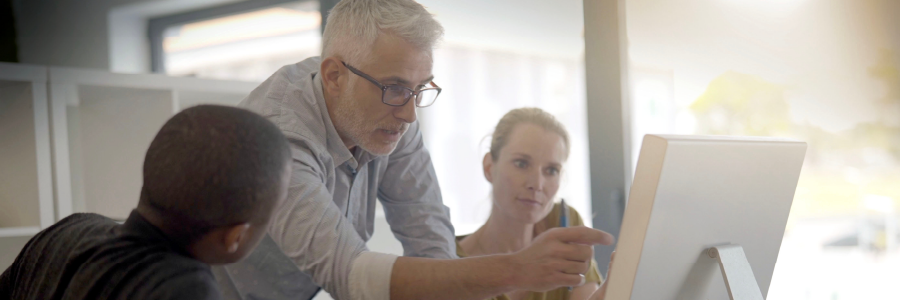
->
xmin=147 ymin=0 xmax=335 ymax=74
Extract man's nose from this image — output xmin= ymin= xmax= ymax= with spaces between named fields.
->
xmin=394 ymin=96 xmax=417 ymax=123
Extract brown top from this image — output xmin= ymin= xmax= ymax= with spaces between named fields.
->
xmin=456 ymin=203 xmax=603 ymax=300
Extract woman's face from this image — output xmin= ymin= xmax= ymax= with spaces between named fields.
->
xmin=485 ymin=123 xmax=567 ymax=225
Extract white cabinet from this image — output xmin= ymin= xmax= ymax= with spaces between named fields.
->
xmin=1 ymin=64 xmax=407 ymax=284
xmin=0 ymin=63 xmax=54 ymax=238
xmin=48 ymin=67 xmax=258 ymax=220
xmin=0 ymin=63 xmax=258 ymax=271
xmin=0 ymin=63 xmax=258 ymax=272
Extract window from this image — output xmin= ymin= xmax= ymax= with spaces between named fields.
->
xmin=150 ymin=0 xmax=321 ymax=82
xmin=626 ymin=0 xmax=900 ymax=298
xmin=419 ymin=0 xmax=591 ymax=234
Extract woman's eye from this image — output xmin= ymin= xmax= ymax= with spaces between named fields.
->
xmin=546 ymin=167 xmax=560 ymax=176
xmin=514 ymin=160 xmax=528 ymax=168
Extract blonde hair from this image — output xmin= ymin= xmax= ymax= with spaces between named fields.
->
xmin=322 ymin=0 xmax=444 ymax=65
xmin=489 ymin=107 xmax=570 ymax=161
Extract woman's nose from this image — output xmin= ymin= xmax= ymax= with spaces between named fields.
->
xmin=525 ymin=171 xmax=545 ymax=192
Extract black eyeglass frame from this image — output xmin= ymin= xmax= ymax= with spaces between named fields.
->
xmin=342 ymin=61 xmax=443 ymax=107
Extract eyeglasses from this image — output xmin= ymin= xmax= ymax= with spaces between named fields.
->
xmin=342 ymin=61 xmax=442 ymax=107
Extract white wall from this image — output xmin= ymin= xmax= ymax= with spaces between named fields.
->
xmin=13 ymin=0 xmax=112 ymax=69
xmin=13 ymin=0 xmax=138 ymax=69
xmin=418 ymin=0 xmax=583 ymax=61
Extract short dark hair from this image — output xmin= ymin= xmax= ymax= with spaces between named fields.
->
xmin=138 ymin=105 xmax=291 ymax=242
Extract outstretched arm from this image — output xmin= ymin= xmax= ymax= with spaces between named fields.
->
xmin=390 ymin=226 xmax=615 ymax=300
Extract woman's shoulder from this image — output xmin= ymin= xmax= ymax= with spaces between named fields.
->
xmin=542 ymin=202 xmax=588 ymax=229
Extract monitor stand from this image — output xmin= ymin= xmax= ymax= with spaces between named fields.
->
xmin=707 ymin=245 xmax=765 ymax=300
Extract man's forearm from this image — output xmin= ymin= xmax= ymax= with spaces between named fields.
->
xmin=387 ymin=227 xmax=616 ymax=300
xmin=390 ymin=255 xmax=516 ymax=300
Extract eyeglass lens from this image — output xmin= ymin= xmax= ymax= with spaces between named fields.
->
xmin=383 ymin=86 xmax=439 ymax=107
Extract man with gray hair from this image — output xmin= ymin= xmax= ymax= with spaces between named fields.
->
xmin=219 ymin=0 xmax=615 ymax=299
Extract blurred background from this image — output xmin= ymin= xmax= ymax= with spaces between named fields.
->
xmin=0 ymin=0 xmax=898 ymax=299
xmin=626 ymin=1 xmax=900 ymax=298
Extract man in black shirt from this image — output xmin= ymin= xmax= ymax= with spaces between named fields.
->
xmin=0 ymin=105 xmax=292 ymax=300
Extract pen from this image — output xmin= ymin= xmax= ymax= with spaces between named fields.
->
xmin=560 ymin=199 xmax=572 ymax=292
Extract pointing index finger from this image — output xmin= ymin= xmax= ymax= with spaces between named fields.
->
xmin=554 ymin=226 xmax=615 ymax=246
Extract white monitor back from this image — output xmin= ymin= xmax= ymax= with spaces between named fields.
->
xmin=606 ymin=134 xmax=807 ymax=300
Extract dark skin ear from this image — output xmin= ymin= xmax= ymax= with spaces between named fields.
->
xmin=222 ymin=223 xmax=251 ymax=254
xmin=320 ymin=56 xmax=348 ymax=101
xmin=483 ymin=152 xmax=494 ymax=183
xmin=187 ymin=223 xmax=250 ymax=264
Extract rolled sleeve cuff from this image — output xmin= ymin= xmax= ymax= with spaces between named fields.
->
xmin=349 ymin=251 xmax=398 ymax=300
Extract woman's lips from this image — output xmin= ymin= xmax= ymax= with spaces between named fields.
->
xmin=516 ymin=198 xmax=542 ymax=207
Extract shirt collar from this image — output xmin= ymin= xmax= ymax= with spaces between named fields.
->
xmin=121 ymin=210 xmax=193 ymax=257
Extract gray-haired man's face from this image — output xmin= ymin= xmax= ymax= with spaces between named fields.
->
xmin=331 ymin=34 xmax=434 ymax=155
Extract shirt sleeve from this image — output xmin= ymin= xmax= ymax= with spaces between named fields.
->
xmin=376 ymin=121 xmax=458 ymax=259
xmin=267 ymin=139 xmax=396 ymax=300
xmin=348 ymin=252 xmax=397 ymax=300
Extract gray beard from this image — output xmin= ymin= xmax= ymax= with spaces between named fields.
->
xmin=332 ymin=89 xmax=398 ymax=156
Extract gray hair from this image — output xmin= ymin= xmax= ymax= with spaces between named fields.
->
xmin=322 ymin=0 xmax=444 ymax=65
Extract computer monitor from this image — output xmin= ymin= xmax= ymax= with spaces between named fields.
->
xmin=606 ymin=134 xmax=807 ymax=300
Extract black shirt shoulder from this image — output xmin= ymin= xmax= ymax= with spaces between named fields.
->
xmin=1 ymin=212 xmax=221 ymax=300
xmin=1 ymin=213 xmax=118 ymax=298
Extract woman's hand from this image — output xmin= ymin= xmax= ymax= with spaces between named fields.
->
xmin=589 ymin=251 xmax=616 ymax=300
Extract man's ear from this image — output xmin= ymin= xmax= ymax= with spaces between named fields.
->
xmin=222 ymin=223 xmax=251 ymax=254
xmin=483 ymin=152 xmax=494 ymax=183
xmin=320 ymin=57 xmax=345 ymax=98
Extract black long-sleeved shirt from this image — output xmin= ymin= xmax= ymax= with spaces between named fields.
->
xmin=0 ymin=211 xmax=221 ymax=300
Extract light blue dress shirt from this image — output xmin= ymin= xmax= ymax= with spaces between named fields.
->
xmin=212 ymin=57 xmax=457 ymax=300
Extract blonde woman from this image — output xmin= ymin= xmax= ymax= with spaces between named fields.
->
xmin=458 ymin=108 xmax=611 ymax=300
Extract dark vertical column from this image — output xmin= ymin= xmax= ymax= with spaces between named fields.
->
xmin=583 ymin=0 xmax=630 ymax=277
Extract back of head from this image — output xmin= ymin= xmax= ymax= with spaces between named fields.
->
xmin=139 ymin=105 xmax=291 ymax=243
xmin=322 ymin=0 xmax=443 ymax=65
